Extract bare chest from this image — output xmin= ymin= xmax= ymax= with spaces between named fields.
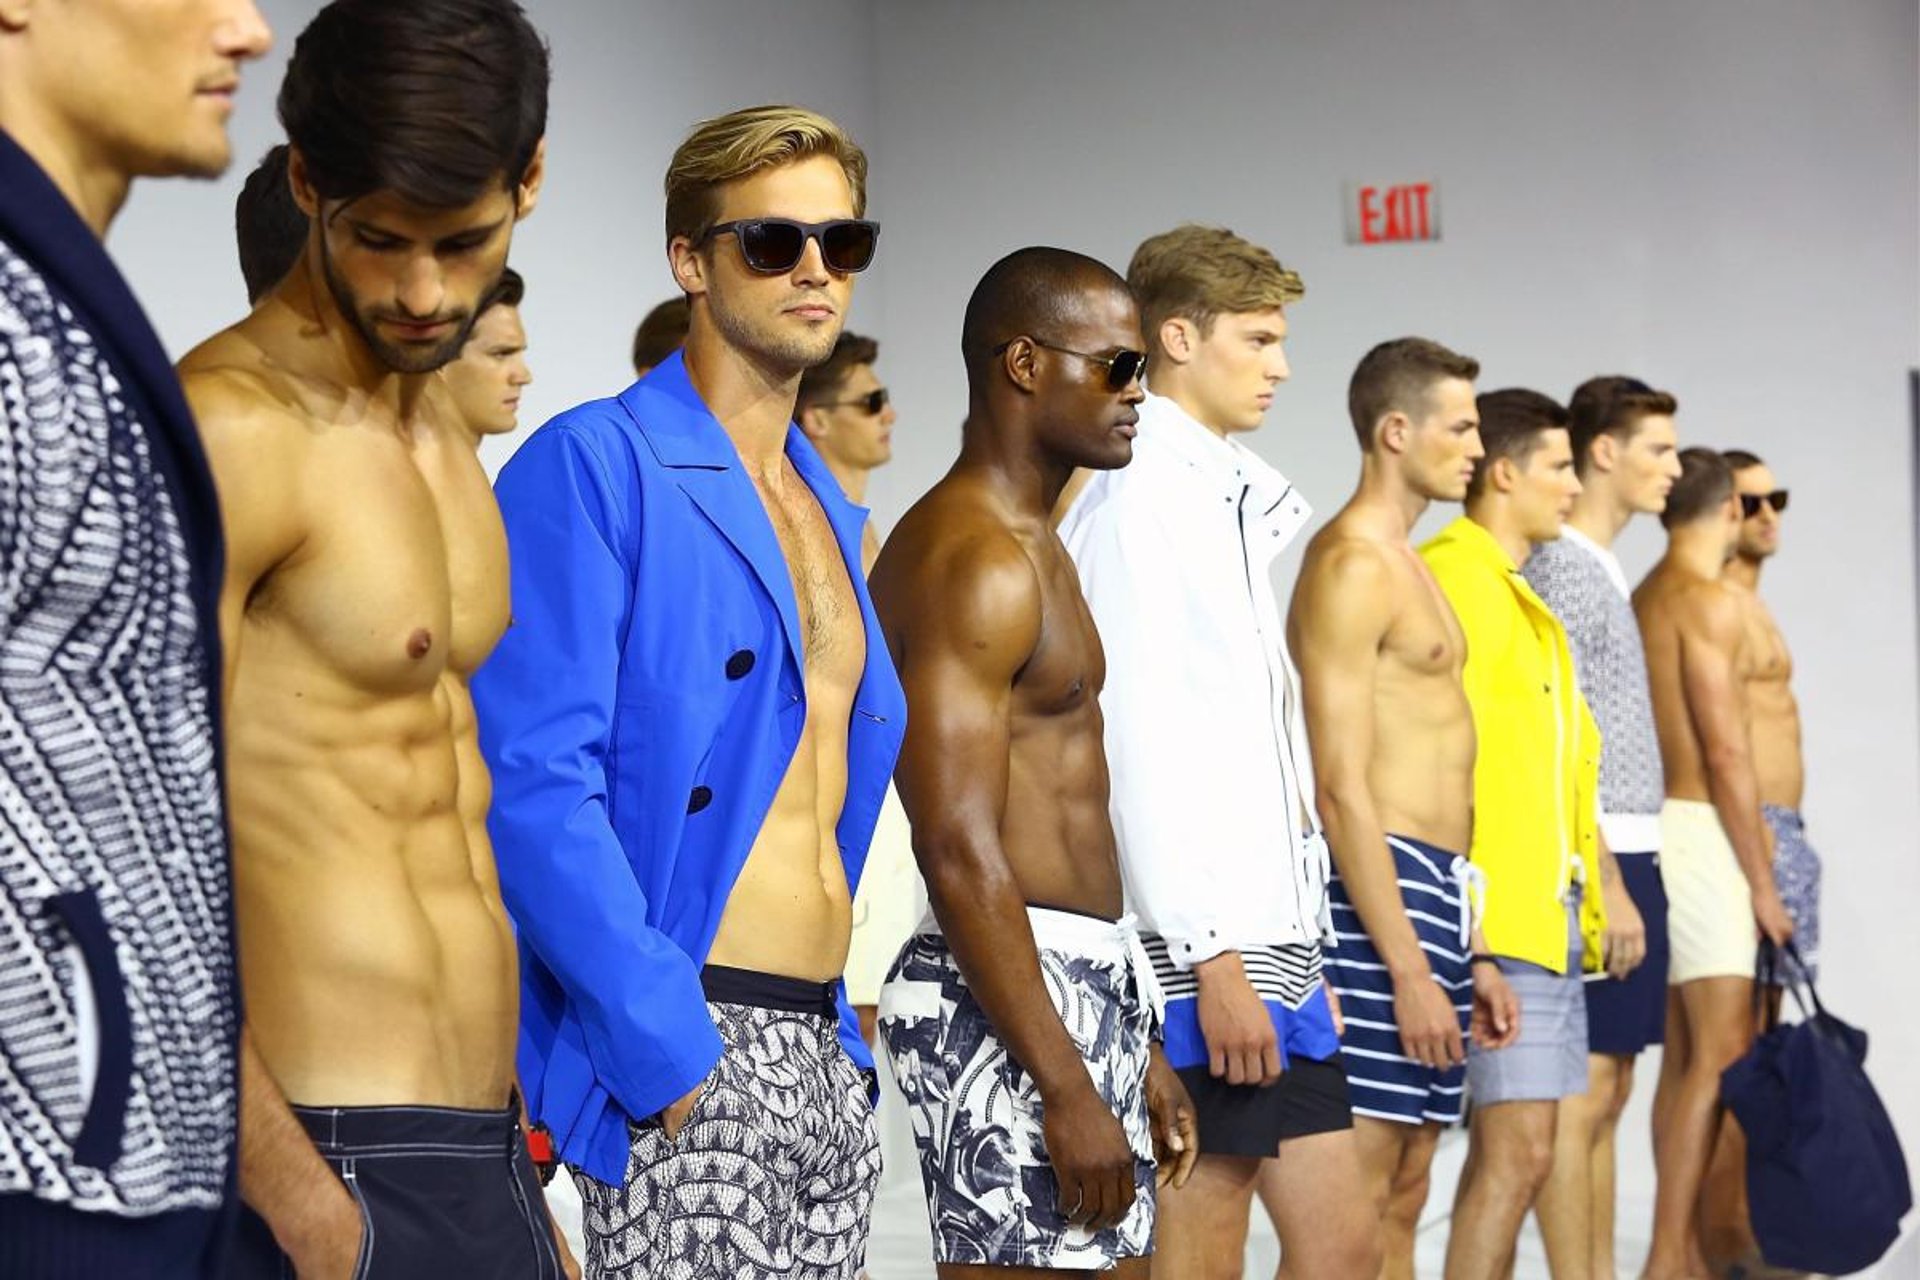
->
xmin=1741 ymin=599 xmax=1793 ymax=683
xmin=1016 ymin=543 xmax=1106 ymax=721
xmin=1392 ymin=552 xmax=1468 ymax=678
xmin=254 ymin=431 xmax=509 ymax=694
xmin=756 ymin=474 xmax=866 ymax=693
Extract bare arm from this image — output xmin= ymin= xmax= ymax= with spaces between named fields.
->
xmin=187 ymin=371 xmax=361 ymax=1276
xmin=1678 ymin=587 xmax=1791 ymax=943
xmin=1290 ymin=546 xmax=1428 ymax=980
xmin=1289 ymin=543 xmax=1465 ymax=1067
xmin=876 ymin=532 xmax=1135 ymax=1229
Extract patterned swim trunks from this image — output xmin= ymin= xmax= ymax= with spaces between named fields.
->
xmin=878 ymin=907 xmax=1161 ymax=1270
xmin=574 ymin=968 xmax=880 ymax=1280
xmin=1763 ymin=806 xmax=1822 ymax=982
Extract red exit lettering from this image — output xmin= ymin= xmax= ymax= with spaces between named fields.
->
xmin=1352 ymin=182 xmax=1438 ymax=244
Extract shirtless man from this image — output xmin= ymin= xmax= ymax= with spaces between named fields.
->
xmin=1701 ymin=448 xmax=1816 ymax=1275
xmin=1634 ymin=447 xmax=1793 ymax=1280
xmin=873 ymin=247 xmax=1197 ymax=1278
xmin=474 ymin=106 xmax=905 ymax=1280
xmin=1288 ymin=337 xmax=1517 ymax=1280
xmin=179 ymin=3 xmax=566 ymax=1276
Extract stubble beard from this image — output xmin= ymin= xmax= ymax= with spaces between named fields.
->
xmin=320 ymin=237 xmax=473 ymax=375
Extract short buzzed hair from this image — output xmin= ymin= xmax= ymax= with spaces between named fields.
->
xmin=631 ymin=297 xmax=690 ymax=376
xmin=1127 ymin=224 xmax=1303 ymax=355
xmin=664 ymin=105 xmax=867 ymax=246
xmin=1469 ymin=388 xmax=1569 ymax=499
xmin=237 ymin=145 xmax=307 ymax=304
xmin=1661 ymin=447 xmax=1734 ymax=529
xmin=1721 ymin=448 xmax=1765 ymax=473
xmin=959 ymin=246 xmax=1129 ymax=386
xmin=796 ymin=331 xmax=879 ymax=413
xmin=1347 ymin=337 xmax=1481 ymax=450
xmin=1568 ymin=376 xmax=1679 ymax=475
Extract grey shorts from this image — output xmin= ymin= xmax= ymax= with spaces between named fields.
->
xmin=1467 ymin=906 xmax=1589 ymax=1107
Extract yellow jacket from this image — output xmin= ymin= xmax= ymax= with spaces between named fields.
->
xmin=1421 ymin=517 xmax=1606 ymax=975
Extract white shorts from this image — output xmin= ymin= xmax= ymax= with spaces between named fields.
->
xmin=1661 ymin=800 xmax=1758 ymax=984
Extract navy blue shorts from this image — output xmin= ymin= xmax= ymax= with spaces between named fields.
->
xmin=1586 ymin=851 xmax=1670 ymax=1057
xmin=1325 ymin=835 xmax=1474 ymax=1127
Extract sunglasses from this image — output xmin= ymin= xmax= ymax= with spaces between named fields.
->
xmin=820 ymin=387 xmax=890 ymax=415
xmin=699 ymin=218 xmax=880 ymax=275
xmin=1739 ymin=490 xmax=1790 ymax=518
xmin=991 ymin=337 xmax=1149 ymax=392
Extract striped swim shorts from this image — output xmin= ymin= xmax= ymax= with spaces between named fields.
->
xmin=1324 ymin=835 xmax=1477 ymax=1127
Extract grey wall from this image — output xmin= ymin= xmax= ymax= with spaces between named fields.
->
xmin=96 ymin=0 xmax=1916 ymax=1252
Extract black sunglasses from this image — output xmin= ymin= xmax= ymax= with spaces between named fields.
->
xmin=1739 ymin=490 xmax=1789 ymax=518
xmin=820 ymin=387 xmax=890 ymax=415
xmin=699 ymin=218 xmax=880 ymax=275
xmin=991 ymin=336 xmax=1148 ymax=392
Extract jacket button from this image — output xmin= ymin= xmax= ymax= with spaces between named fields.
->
xmin=726 ymin=650 xmax=755 ymax=680
xmin=687 ymin=786 xmax=713 ymax=814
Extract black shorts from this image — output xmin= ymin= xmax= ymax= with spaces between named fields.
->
xmin=1175 ymin=1054 xmax=1353 ymax=1159
xmin=230 ymin=1099 xmax=563 ymax=1279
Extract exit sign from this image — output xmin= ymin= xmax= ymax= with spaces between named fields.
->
xmin=1344 ymin=181 xmax=1440 ymax=245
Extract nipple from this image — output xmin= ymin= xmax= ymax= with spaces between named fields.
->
xmin=1430 ymin=642 xmax=1445 ymax=661
xmin=407 ymin=629 xmax=434 ymax=660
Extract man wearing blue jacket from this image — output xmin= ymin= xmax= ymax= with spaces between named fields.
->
xmin=473 ymin=105 xmax=904 ymax=1280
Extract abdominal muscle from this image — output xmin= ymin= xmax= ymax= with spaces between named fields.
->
xmin=707 ymin=710 xmax=857 ymax=984
xmin=229 ymin=671 xmax=517 ymax=1110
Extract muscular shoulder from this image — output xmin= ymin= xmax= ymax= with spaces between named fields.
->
xmin=877 ymin=500 xmax=1042 ymax=651
xmin=1293 ymin=530 xmax=1397 ymax=642
xmin=1673 ymin=577 xmax=1745 ymax=645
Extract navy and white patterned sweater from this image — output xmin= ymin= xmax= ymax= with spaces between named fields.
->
xmin=0 ymin=131 xmax=236 ymax=1216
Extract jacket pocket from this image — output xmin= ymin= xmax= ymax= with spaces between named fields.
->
xmin=44 ymin=890 xmax=134 ymax=1171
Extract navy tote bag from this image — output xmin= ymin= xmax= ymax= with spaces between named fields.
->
xmin=1721 ymin=942 xmax=1911 ymax=1274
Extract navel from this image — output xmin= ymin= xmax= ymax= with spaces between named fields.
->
xmin=407 ymin=628 xmax=434 ymax=660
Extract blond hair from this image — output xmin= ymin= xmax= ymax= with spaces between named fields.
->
xmin=664 ymin=105 xmax=868 ymax=245
xmin=1126 ymin=224 xmax=1304 ymax=353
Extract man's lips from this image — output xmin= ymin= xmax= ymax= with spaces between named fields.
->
xmin=384 ymin=318 xmax=457 ymax=340
xmin=786 ymin=303 xmax=836 ymax=321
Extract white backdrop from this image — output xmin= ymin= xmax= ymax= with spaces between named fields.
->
xmin=100 ymin=0 xmax=1917 ymax=1265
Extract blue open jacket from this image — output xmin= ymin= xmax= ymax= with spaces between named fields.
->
xmin=473 ymin=354 xmax=906 ymax=1184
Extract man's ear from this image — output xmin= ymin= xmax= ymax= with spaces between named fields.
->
xmin=287 ymin=146 xmax=322 ymax=219
xmin=1589 ymin=432 xmax=1618 ymax=475
xmin=668 ymin=236 xmax=709 ymax=298
xmin=513 ymin=137 xmax=547 ymax=221
xmin=798 ymin=405 xmax=830 ymax=442
xmin=1489 ymin=454 xmax=1519 ymax=494
xmin=1002 ymin=336 xmax=1042 ymax=395
xmin=1157 ymin=317 xmax=1198 ymax=367
xmin=1376 ymin=412 xmax=1409 ymax=455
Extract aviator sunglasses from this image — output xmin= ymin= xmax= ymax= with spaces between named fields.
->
xmin=990 ymin=336 xmax=1149 ymax=391
xmin=820 ymin=387 xmax=891 ymax=415
xmin=1739 ymin=490 xmax=1790 ymax=518
xmin=699 ymin=218 xmax=881 ymax=274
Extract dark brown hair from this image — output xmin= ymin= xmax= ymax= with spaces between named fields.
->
xmin=236 ymin=144 xmax=306 ymax=304
xmin=479 ymin=266 xmax=524 ymax=317
xmin=1347 ymin=337 xmax=1480 ymax=450
xmin=1468 ymin=388 xmax=1570 ymax=498
xmin=1720 ymin=448 xmax=1765 ymax=473
xmin=1568 ymin=375 xmax=1679 ymax=475
xmin=279 ymin=0 xmax=550 ymax=208
xmin=630 ymin=297 xmax=690 ymax=376
xmin=796 ymin=332 xmax=879 ymax=413
xmin=1661 ymin=447 xmax=1734 ymax=529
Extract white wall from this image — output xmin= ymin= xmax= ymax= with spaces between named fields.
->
xmin=869 ymin=0 xmax=1920 ymax=1182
